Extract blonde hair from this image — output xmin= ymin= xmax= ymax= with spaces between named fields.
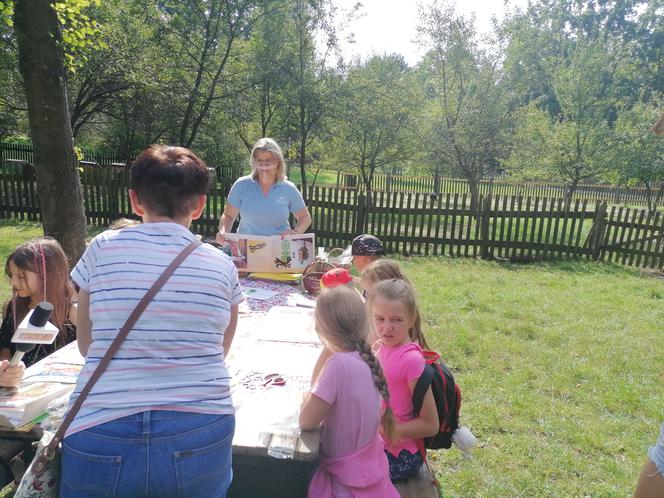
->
xmin=251 ymin=138 xmax=286 ymax=182
xmin=315 ymin=286 xmax=396 ymax=442
xmin=362 ymin=261 xmax=428 ymax=349
xmin=368 ymin=278 xmax=429 ymax=350
xmin=362 ymin=259 xmax=411 ymax=288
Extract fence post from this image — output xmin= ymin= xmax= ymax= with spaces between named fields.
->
xmin=479 ymin=195 xmax=491 ymax=260
xmin=613 ymin=187 xmax=622 ymax=205
xmin=590 ymin=201 xmax=608 ymax=260
xmin=336 ymin=170 xmax=340 ymax=188
xmin=355 ymin=193 xmax=366 ymax=236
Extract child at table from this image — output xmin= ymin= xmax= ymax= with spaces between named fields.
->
xmin=361 ymin=259 xmax=428 ymax=349
xmin=0 ymin=238 xmax=77 ymax=386
xmin=299 ymin=286 xmax=399 ymax=498
xmin=369 ymin=278 xmax=438 ymax=481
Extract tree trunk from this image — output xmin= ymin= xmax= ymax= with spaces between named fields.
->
xmin=14 ymin=0 xmax=87 ymax=266
xmin=468 ymin=177 xmax=479 ymax=213
xmin=433 ymin=164 xmax=442 ymax=195
xmin=563 ymin=179 xmax=578 ymax=207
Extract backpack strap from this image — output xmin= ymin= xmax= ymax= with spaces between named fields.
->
xmin=412 ymin=363 xmax=435 ymax=417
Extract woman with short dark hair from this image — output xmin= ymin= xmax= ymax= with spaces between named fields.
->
xmin=61 ymin=145 xmax=242 ymax=497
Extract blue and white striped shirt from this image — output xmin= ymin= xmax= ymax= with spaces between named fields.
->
xmin=67 ymin=222 xmax=243 ymax=436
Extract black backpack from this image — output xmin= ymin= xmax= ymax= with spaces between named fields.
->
xmin=412 ymin=350 xmax=461 ymax=450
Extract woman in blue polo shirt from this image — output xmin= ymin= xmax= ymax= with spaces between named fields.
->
xmin=216 ymin=138 xmax=312 ymax=240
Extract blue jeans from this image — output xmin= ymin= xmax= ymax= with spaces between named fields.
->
xmin=649 ymin=420 xmax=664 ymax=475
xmin=60 ymin=410 xmax=234 ymax=498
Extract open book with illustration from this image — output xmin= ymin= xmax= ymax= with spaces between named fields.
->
xmin=223 ymin=233 xmax=315 ymax=273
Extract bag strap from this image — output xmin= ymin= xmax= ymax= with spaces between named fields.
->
xmin=32 ymin=239 xmax=202 ymax=474
xmin=412 ymin=363 xmax=435 ymax=418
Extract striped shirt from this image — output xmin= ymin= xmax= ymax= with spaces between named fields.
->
xmin=67 ymin=222 xmax=243 ymax=436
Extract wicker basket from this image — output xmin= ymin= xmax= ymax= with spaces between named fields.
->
xmin=301 ymin=261 xmax=336 ymax=295
xmin=302 ymin=272 xmax=325 ymax=295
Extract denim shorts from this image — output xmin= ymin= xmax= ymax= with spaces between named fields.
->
xmin=648 ymin=421 xmax=664 ymax=475
xmin=60 ymin=410 xmax=235 ymax=498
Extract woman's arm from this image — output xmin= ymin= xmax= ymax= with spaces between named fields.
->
xmin=216 ymin=203 xmax=240 ymax=244
xmin=394 ymin=379 xmax=439 ymax=440
xmin=291 ymin=207 xmax=312 ymax=234
xmin=75 ymin=290 xmax=92 ymax=357
xmin=222 ymin=304 xmax=239 ymax=356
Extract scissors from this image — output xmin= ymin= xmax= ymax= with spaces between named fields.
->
xmin=262 ymin=373 xmax=286 ymax=387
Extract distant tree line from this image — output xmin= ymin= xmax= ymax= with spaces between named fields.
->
xmin=1 ymin=0 xmax=663 ymax=256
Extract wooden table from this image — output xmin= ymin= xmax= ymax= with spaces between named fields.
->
xmin=225 ymin=279 xmax=322 ymax=498
xmin=0 ymin=279 xmax=322 ymax=496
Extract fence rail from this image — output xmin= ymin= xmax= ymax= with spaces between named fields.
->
xmin=2 ymin=167 xmax=661 ymax=270
xmin=336 ymin=171 xmax=664 ymax=208
xmin=0 ymin=142 xmax=243 ymax=197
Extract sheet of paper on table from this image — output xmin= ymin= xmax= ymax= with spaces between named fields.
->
xmin=259 ymin=306 xmax=319 ymax=345
xmin=242 ymin=286 xmax=280 ymax=301
xmin=22 ymin=341 xmax=85 ymax=385
xmin=227 ymin=302 xmax=323 ymax=459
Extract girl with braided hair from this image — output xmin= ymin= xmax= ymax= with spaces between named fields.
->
xmin=370 ymin=278 xmax=438 ymax=481
xmin=300 ymin=286 xmax=399 ymax=498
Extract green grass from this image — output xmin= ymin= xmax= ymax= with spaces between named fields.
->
xmin=399 ymin=256 xmax=664 ymax=497
xmin=1 ymin=221 xmax=662 ymax=496
xmin=287 ymin=168 xmax=338 ymax=186
xmin=0 ymin=220 xmax=44 ymax=295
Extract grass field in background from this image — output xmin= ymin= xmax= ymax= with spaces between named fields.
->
xmin=1 ymin=221 xmax=662 ymax=497
xmin=400 ymin=256 xmax=663 ymax=497
xmin=287 ymin=168 xmax=337 ymax=186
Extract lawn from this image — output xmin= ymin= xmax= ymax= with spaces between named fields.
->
xmin=1 ymin=221 xmax=662 ymax=497
xmin=400 ymin=256 xmax=664 ymax=497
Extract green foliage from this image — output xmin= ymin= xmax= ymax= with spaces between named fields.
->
xmin=0 ymin=0 xmax=13 ymax=27
xmin=505 ymin=39 xmax=616 ymax=196
xmin=325 ymin=55 xmax=416 ymax=194
xmin=605 ymin=98 xmax=664 ymax=211
xmin=2 ymin=0 xmax=663 ymax=191
xmin=415 ymin=1 xmax=511 ymax=198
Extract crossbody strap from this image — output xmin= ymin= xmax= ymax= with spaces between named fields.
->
xmin=33 ymin=239 xmax=202 ymax=474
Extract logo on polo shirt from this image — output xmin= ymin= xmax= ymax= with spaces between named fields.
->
xmin=275 ymin=196 xmax=289 ymax=205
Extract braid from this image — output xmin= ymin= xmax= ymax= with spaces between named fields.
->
xmin=352 ymin=340 xmax=397 ymax=443
xmin=314 ymin=286 xmax=397 ymax=442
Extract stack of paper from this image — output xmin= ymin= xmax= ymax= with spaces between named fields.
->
xmin=0 ymin=382 xmax=73 ymax=428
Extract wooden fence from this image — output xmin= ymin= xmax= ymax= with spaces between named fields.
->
xmin=336 ymin=171 xmax=663 ymax=208
xmin=0 ymin=142 xmax=243 ymax=197
xmin=2 ymin=166 xmax=662 ymax=270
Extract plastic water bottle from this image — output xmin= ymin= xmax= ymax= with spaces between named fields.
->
xmin=452 ymin=426 xmax=477 ymax=460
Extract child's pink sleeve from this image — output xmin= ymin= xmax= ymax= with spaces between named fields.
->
xmin=311 ymin=354 xmax=341 ymax=405
xmin=400 ymin=348 xmax=425 ymax=383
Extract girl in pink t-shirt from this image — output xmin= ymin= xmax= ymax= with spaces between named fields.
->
xmin=370 ymin=278 xmax=439 ymax=481
xmin=299 ymin=286 xmax=399 ymax=498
